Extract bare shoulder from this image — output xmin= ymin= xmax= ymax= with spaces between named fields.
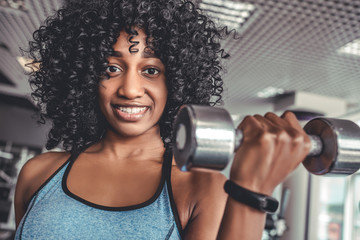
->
xmin=184 ymin=169 xmax=228 ymax=216
xmin=171 ymin=164 xmax=228 ymax=237
xmin=21 ymin=151 xmax=70 ymax=172
xmin=14 ymin=151 xmax=70 ymax=227
xmin=172 ymin=165 xmax=227 ymax=197
xmin=16 ymin=151 xmax=71 ymax=205
xmin=188 ymin=169 xmax=227 ymax=207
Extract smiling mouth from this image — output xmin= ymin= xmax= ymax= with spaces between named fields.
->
xmin=117 ymin=106 xmax=148 ymax=114
xmin=112 ymin=105 xmax=149 ymax=121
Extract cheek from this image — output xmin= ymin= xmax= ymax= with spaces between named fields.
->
xmin=161 ymin=85 xmax=168 ymax=99
xmin=149 ymin=79 xmax=168 ymax=105
xmin=98 ymin=86 xmax=110 ymax=111
xmin=160 ymin=80 xmax=168 ymax=99
xmin=158 ymin=86 xmax=168 ymax=108
xmin=98 ymin=80 xmax=113 ymax=99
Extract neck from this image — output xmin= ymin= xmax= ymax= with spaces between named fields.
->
xmin=90 ymin=125 xmax=166 ymax=161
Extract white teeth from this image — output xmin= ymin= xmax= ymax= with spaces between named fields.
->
xmin=118 ymin=106 xmax=147 ymax=114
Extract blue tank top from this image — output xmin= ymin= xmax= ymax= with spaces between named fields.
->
xmin=15 ymin=148 xmax=183 ymax=239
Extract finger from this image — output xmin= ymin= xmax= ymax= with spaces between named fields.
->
xmin=264 ymin=112 xmax=289 ymax=127
xmin=237 ymin=115 xmax=263 ymax=130
xmin=254 ymin=113 xmax=283 ymax=133
xmin=263 ymin=112 xmax=310 ymax=152
xmin=281 ymin=111 xmax=311 ymax=150
xmin=280 ymin=111 xmax=303 ymax=131
xmin=266 ymin=111 xmax=304 ymax=135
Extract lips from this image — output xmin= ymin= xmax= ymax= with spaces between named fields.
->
xmin=111 ymin=104 xmax=149 ymax=121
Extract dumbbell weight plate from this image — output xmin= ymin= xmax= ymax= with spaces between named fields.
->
xmin=173 ymin=105 xmax=235 ymax=171
xmin=303 ymin=118 xmax=360 ymax=175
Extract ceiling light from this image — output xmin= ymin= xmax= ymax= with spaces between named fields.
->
xmin=199 ymin=0 xmax=258 ymax=31
xmin=257 ymin=86 xmax=285 ymax=98
xmin=0 ymin=0 xmax=27 ymax=11
xmin=206 ymin=11 xmax=245 ymax=24
xmin=337 ymin=38 xmax=360 ymax=56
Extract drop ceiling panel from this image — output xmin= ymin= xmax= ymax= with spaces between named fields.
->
xmin=220 ymin=0 xmax=360 ymax=113
xmin=0 ymin=0 xmax=359 ymax=115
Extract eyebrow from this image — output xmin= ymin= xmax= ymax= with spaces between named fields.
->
xmin=111 ymin=50 xmax=157 ymax=59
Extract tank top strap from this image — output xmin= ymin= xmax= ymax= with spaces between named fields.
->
xmin=162 ymin=146 xmax=173 ymax=180
xmin=163 ymin=147 xmax=184 ymax=238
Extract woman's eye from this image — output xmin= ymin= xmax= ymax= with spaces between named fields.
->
xmin=106 ymin=65 xmax=121 ymax=73
xmin=143 ymin=68 xmax=159 ymax=75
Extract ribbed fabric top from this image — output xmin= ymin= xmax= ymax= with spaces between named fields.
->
xmin=15 ymin=148 xmax=183 ymax=240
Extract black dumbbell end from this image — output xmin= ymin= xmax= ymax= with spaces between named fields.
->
xmin=303 ymin=117 xmax=360 ymax=175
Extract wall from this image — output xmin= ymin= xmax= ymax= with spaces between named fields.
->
xmin=0 ymin=103 xmax=50 ymax=148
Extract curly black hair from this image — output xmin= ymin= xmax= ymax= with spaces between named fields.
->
xmin=27 ymin=0 xmax=230 ymax=153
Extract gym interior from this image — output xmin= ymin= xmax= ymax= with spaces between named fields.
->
xmin=1 ymin=0 xmax=360 ymax=239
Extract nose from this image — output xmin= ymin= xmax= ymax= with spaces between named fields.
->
xmin=117 ymin=70 xmax=145 ymax=99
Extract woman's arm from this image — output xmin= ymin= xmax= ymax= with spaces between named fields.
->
xmin=218 ymin=111 xmax=310 ymax=239
xmin=14 ymin=167 xmax=28 ymax=227
xmin=183 ymin=111 xmax=310 ymax=239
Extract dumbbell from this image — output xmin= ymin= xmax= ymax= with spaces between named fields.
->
xmin=173 ymin=104 xmax=360 ymax=175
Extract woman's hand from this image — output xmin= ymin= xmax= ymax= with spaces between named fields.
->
xmin=230 ymin=111 xmax=311 ymax=196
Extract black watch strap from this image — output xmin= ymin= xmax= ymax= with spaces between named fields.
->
xmin=224 ymin=180 xmax=279 ymax=214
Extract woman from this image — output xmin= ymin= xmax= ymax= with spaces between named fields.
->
xmin=14 ymin=0 xmax=310 ymax=239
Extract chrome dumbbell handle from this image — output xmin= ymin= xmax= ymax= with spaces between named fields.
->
xmin=308 ymin=134 xmax=323 ymax=156
xmin=233 ymin=129 xmax=323 ymax=156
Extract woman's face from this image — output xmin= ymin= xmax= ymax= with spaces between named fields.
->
xmin=99 ymin=29 xmax=167 ymax=138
